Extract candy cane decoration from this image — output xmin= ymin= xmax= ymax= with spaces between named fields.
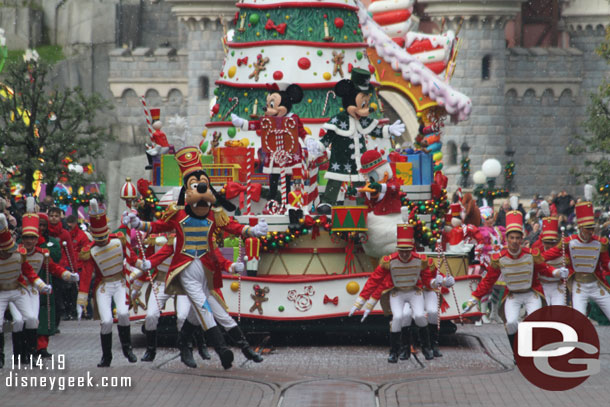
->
xmin=245 ymin=148 xmax=254 ymax=215
xmin=322 ymin=90 xmax=336 ymax=116
xmin=434 ymin=243 xmax=443 ymax=333
xmin=44 ymin=252 xmax=51 ymax=331
xmin=561 ymin=226 xmax=568 ymax=306
xmin=237 ymin=237 xmax=243 ymax=322
xmin=221 ymin=97 xmax=239 ymax=121
xmin=140 ymin=96 xmax=154 ymax=142
xmin=265 ymin=200 xmax=280 ymax=215
xmin=272 ymin=150 xmax=290 ymax=213
xmin=134 ymin=229 xmax=163 ymax=313
xmin=62 ymin=241 xmax=76 ymax=275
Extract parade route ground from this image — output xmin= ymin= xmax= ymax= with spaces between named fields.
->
xmin=1 ymin=320 xmax=609 ymax=406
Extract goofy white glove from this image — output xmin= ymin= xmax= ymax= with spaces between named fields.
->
xmin=122 ymin=210 xmax=141 ymax=229
xmin=250 ymin=219 xmax=268 ymax=237
xmin=230 ymin=262 xmax=245 ymax=274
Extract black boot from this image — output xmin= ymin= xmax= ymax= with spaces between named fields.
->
xmin=12 ymin=331 xmax=23 ymax=363
xmin=419 ymin=326 xmax=434 ymax=360
xmin=288 ymin=209 xmax=299 ymax=231
xmin=227 ymin=326 xmax=263 ymax=363
xmin=0 ymin=334 xmax=4 ymax=368
xmin=316 ymin=203 xmax=332 ymax=215
xmin=141 ymin=329 xmax=157 ymax=362
xmin=388 ymin=332 xmax=401 ymax=363
xmin=117 ymin=325 xmax=137 ymax=363
xmin=145 ymin=153 xmax=153 ymax=170
xmin=205 ymin=326 xmax=234 ymax=369
xmin=429 ymin=324 xmax=443 ymax=357
xmin=507 ymin=333 xmax=516 ymax=363
xmin=97 ymin=333 xmax=113 ymax=367
xmin=193 ymin=326 xmax=211 ymax=361
xmin=177 ymin=321 xmax=197 ymax=368
xmin=399 ymin=327 xmax=411 ymax=360
xmin=24 ymin=329 xmax=38 ymax=363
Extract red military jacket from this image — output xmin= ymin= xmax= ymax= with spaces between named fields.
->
xmin=357 ymin=252 xmax=435 ymax=315
xmin=472 ymin=247 xmax=553 ymax=300
xmin=362 ymin=177 xmax=402 ymax=216
xmin=77 ymin=232 xmax=136 ymax=305
xmin=140 ymin=208 xmax=246 ymax=294
xmin=544 ymin=234 xmax=610 ymax=290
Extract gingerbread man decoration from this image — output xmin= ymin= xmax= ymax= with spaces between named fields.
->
xmin=249 ymin=54 xmax=269 ymax=82
xmin=250 ymin=284 xmax=270 ymax=315
xmin=332 ymin=51 xmax=344 ymax=78
xmin=207 ymin=131 xmax=222 ymax=154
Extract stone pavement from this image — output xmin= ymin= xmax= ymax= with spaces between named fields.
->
xmin=0 ymin=320 xmax=609 ymax=407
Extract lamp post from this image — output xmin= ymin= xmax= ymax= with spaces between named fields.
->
xmin=504 ymin=147 xmax=516 ymax=191
xmin=459 ymin=142 xmax=471 ymax=188
xmin=481 ymin=158 xmax=502 ymax=206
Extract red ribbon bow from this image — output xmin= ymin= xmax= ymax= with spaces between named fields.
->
xmin=323 ymin=295 xmax=338 ymax=305
xmin=303 ymin=215 xmax=327 ymax=240
xmin=265 ymin=19 xmax=287 ymax=35
xmin=225 ymin=181 xmax=262 ymax=209
xmin=237 ymin=57 xmax=249 ymax=66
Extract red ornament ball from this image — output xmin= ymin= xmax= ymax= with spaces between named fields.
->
xmin=334 ymin=17 xmax=344 ymax=29
xmin=368 ymin=64 xmax=376 ymax=74
xmin=298 ymin=57 xmax=311 ymax=70
xmin=211 ymin=103 xmax=220 ymax=114
xmin=347 ymin=63 xmax=353 ymax=73
xmin=273 ymin=70 xmax=284 ymax=80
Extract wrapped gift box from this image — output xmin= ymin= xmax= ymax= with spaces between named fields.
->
xmin=214 ymin=147 xmax=254 ymax=183
xmin=406 ymin=153 xmax=433 ymax=185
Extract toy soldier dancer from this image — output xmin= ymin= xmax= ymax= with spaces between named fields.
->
xmin=9 ymin=199 xmax=78 ymax=360
xmin=123 ymin=146 xmax=268 ymax=369
xmin=463 ymin=209 xmax=568 ymax=358
xmin=129 ymin=234 xmax=204 ymax=362
xmin=538 ymin=216 xmax=567 ymax=306
xmin=46 ymin=206 xmax=78 ymax=322
xmin=0 ymin=214 xmax=52 ymax=368
xmin=544 ymin=198 xmax=610 ymax=318
xmin=349 ymin=223 xmax=450 ymax=362
xmin=77 ymin=199 xmax=138 ymax=367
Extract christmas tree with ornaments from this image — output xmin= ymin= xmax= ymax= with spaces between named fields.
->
xmin=206 ymin=0 xmax=387 ymax=149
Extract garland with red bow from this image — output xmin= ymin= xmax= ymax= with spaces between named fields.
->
xmin=259 ymin=214 xmax=330 ymax=252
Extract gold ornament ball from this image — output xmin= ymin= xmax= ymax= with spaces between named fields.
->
xmin=346 ymin=281 xmax=360 ymax=295
xmin=230 ymin=282 xmax=240 ymax=292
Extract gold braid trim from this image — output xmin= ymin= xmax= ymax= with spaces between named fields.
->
xmin=162 ymin=204 xmax=179 ymax=222
xmin=79 ymin=248 xmax=91 ymax=261
xmin=379 ymin=255 xmax=391 ymax=270
xmin=213 ymin=207 xmax=230 ymax=227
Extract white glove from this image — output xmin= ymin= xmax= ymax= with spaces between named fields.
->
xmin=431 ymin=274 xmax=444 ymax=289
xmin=348 ymin=305 xmax=359 ymax=317
xmin=553 ymin=267 xmax=569 ymax=279
xmin=305 ymin=137 xmax=322 ymax=158
xmin=76 ymin=304 xmax=83 ymax=320
xmin=231 ymin=262 xmax=245 ymax=274
xmin=122 ymin=210 xmax=141 ymax=229
xmin=68 ymin=272 xmax=79 ymax=282
xmin=231 ymin=113 xmax=247 ymax=129
xmin=251 ymin=219 xmax=268 ymax=237
xmin=463 ymin=297 xmax=478 ymax=313
xmin=40 ymin=284 xmax=53 ymax=295
xmin=128 ymin=269 xmax=142 ymax=284
xmin=140 ymin=259 xmax=151 ymax=271
xmin=388 ymin=120 xmax=405 ymax=137
xmin=443 ymin=275 xmax=455 ymax=288
xmin=361 ymin=298 xmax=376 ymax=322
xmin=361 ymin=308 xmax=372 ymax=322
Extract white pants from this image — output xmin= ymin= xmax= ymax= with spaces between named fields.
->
xmin=185 ymin=293 xmax=237 ymax=330
xmin=572 ymin=280 xmax=610 ymax=319
xmin=389 ymin=289 xmax=426 ymax=333
xmin=8 ymin=284 xmax=40 ymax=332
xmin=423 ymin=289 xmax=439 ymax=325
xmin=504 ymin=291 xmax=542 ymax=335
xmin=144 ymin=281 xmax=191 ymax=331
xmin=96 ymin=279 xmax=130 ymax=334
xmin=541 ymin=281 xmax=566 ymax=306
xmin=179 ymin=259 xmax=217 ymax=330
xmin=0 ymin=287 xmax=37 ymax=333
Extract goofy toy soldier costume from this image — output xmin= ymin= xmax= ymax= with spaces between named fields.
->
xmin=124 ymin=146 xmax=268 ymax=369
xmin=349 ymin=223 xmax=451 ymax=362
xmin=78 ymin=199 xmax=138 ymax=367
xmin=0 ymin=214 xmax=51 ymax=368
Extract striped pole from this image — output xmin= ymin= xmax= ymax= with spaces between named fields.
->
xmin=561 ymin=226 xmax=568 ymax=306
xmin=246 ymin=148 xmax=254 ymax=214
xmin=140 ymin=96 xmax=154 ymax=142
xmin=44 ymin=252 xmax=51 ymax=331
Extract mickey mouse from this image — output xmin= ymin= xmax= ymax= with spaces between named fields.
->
xmin=313 ymin=68 xmax=405 ymax=214
xmin=231 ymin=83 xmax=308 ymax=203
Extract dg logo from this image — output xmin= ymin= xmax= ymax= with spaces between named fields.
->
xmin=515 ymin=305 xmax=600 ymax=391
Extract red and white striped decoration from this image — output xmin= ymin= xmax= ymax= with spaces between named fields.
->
xmin=140 ymin=96 xmax=154 ymax=142
xmin=245 ymin=148 xmax=254 ymax=215
xmin=368 ymin=0 xmax=415 ymax=47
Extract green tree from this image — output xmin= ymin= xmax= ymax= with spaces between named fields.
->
xmin=571 ymin=27 xmax=610 ymax=206
xmin=0 ymin=53 xmax=113 ymax=196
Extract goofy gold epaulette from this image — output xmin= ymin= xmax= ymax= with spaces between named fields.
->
xmin=490 ymin=252 xmax=501 ymax=269
xmin=212 ymin=206 xmax=230 ymax=227
xmin=380 ymin=255 xmax=392 ymax=270
xmin=161 ymin=203 xmax=180 ymax=222
xmin=79 ymin=246 xmax=91 ymax=261
xmin=531 ymin=247 xmax=545 ymax=264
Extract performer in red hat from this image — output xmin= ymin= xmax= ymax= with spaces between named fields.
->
xmin=544 ymin=196 xmax=610 ymax=318
xmin=77 ymin=199 xmax=138 ymax=367
xmin=123 ymin=146 xmax=268 ymax=369
xmin=349 ymin=223 xmax=451 ymax=362
xmin=464 ymin=207 xmax=567 ymax=358
xmin=9 ymin=198 xmax=78 ymax=361
xmin=0 ymin=213 xmax=51 ymax=368
xmin=538 ymin=216 xmax=567 ymax=306
xmin=446 ymin=202 xmax=482 ymax=252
